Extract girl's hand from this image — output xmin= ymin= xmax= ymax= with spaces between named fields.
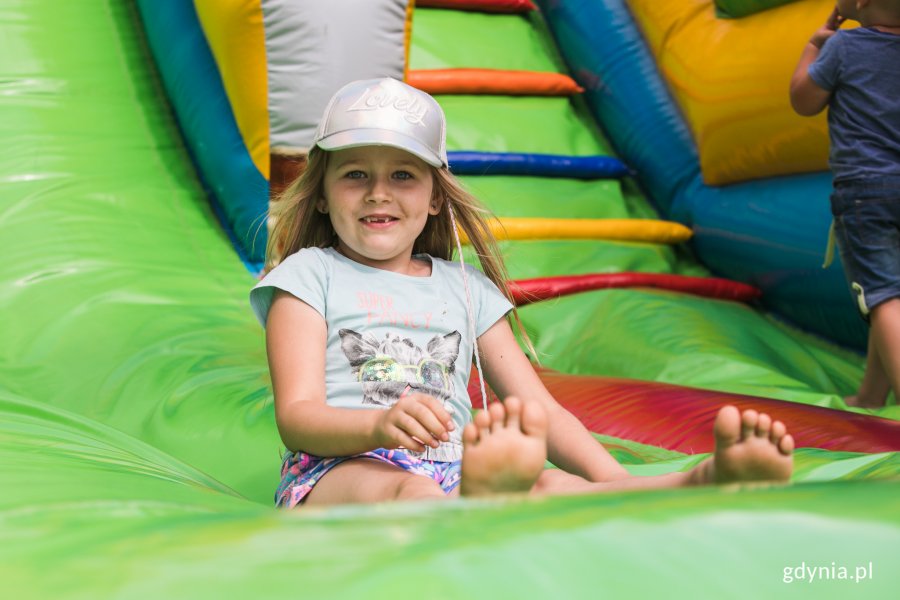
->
xmin=810 ymin=7 xmax=845 ymax=48
xmin=373 ymin=393 xmax=455 ymax=452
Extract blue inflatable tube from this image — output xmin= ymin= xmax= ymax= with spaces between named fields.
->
xmin=448 ymin=151 xmax=629 ymax=179
xmin=535 ymin=0 xmax=865 ymax=349
xmin=136 ymin=0 xmax=268 ymax=268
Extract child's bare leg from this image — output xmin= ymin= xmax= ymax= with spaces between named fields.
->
xmin=846 ymin=333 xmax=891 ymax=408
xmin=304 ymin=459 xmax=448 ymax=506
xmin=864 ymin=298 xmax=900 ymax=407
xmin=460 ymin=396 xmax=548 ymax=496
xmin=533 ymin=406 xmax=793 ymax=496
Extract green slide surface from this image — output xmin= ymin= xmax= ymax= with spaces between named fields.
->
xmin=1 ymin=2 xmax=897 ymax=598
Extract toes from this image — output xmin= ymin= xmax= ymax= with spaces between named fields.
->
xmin=771 ymin=420 xmax=786 ymax=443
xmin=755 ymin=413 xmax=772 ymax=438
xmin=779 ymin=433 xmax=795 ymax=456
xmin=488 ymin=401 xmax=505 ymax=433
xmin=504 ymin=396 xmax=522 ymax=430
xmin=462 ymin=422 xmax=478 ymax=447
xmin=713 ymin=405 xmax=741 ymax=446
xmin=740 ymin=409 xmax=758 ymax=441
xmin=520 ymin=400 xmax=549 ymax=440
xmin=474 ymin=409 xmax=491 ymax=440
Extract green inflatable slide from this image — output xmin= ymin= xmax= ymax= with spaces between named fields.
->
xmin=1 ymin=2 xmax=897 ymax=599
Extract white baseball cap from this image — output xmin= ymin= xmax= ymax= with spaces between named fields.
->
xmin=312 ymin=77 xmax=448 ymax=168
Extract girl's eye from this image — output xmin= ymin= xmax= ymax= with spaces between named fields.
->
xmin=345 ymin=170 xmax=366 ymax=179
xmin=393 ymin=171 xmax=413 ymax=181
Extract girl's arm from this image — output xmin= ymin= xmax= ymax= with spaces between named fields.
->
xmin=790 ymin=8 xmax=842 ymax=116
xmin=477 ymin=318 xmax=630 ymax=482
xmin=267 ymin=290 xmax=453 ymax=456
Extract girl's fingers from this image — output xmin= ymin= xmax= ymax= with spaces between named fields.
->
xmin=394 ymin=430 xmax=426 ymax=452
xmin=408 ymin=402 xmax=450 ymax=443
xmin=390 ymin=394 xmax=454 ymax=448
xmin=397 ymin=413 xmax=440 ymax=449
xmin=388 ymin=421 xmax=427 ymax=452
xmin=406 ymin=393 xmax=454 ymax=434
xmin=418 ymin=394 xmax=455 ymax=430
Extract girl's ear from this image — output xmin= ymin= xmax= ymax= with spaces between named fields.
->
xmin=428 ymin=195 xmax=443 ymax=216
xmin=316 ymin=198 xmax=328 ymax=214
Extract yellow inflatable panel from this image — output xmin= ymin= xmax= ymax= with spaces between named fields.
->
xmin=195 ymin=0 xmax=270 ymax=178
xmin=627 ymin=0 xmax=835 ymax=185
xmin=462 ymin=218 xmax=693 ymax=244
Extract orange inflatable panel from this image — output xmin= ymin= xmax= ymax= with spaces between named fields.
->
xmin=408 ymin=68 xmax=583 ymax=96
xmin=417 ymin=0 xmax=536 ymax=12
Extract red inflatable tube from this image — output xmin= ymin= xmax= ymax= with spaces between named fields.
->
xmin=417 ymin=0 xmax=536 ymax=13
xmin=468 ymin=368 xmax=900 ymax=454
xmin=508 ymin=272 xmax=763 ymax=306
xmin=408 ymin=68 xmax=583 ymax=96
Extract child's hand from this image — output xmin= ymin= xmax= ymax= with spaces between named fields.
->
xmin=810 ymin=7 xmax=845 ymax=48
xmin=373 ymin=393 xmax=456 ymax=452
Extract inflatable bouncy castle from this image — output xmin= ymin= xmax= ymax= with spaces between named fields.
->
xmin=1 ymin=0 xmax=897 ymax=597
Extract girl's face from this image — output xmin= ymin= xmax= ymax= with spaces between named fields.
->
xmin=320 ymin=146 xmax=439 ymax=274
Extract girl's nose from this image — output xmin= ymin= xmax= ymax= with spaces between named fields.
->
xmin=366 ymin=175 xmax=392 ymax=203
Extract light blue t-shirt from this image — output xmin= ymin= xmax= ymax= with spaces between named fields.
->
xmin=808 ymin=27 xmax=900 ymax=183
xmin=250 ymin=247 xmax=513 ymax=461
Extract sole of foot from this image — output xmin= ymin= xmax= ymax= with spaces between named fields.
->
xmin=460 ymin=396 xmax=548 ymax=497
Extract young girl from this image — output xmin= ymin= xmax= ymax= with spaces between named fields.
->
xmin=251 ymin=77 xmax=794 ymax=508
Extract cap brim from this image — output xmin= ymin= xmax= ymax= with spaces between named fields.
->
xmin=316 ymin=128 xmax=445 ymax=168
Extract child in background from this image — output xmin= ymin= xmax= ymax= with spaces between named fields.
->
xmin=252 ymin=77 xmax=794 ymax=508
xmin=790 ymin=1 xmax=900 ymax=409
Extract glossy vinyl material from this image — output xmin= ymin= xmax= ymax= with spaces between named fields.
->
xmin=509 ymin=272 xmax=762 ymax=305
xmin=408 ymin=68 xmax=583 ymax=95
xmin=715 ymin=0 xmax=799 ymax=18
xmin=628 ymin=0 xmax=831 ymax=185
xmin=1 ymin=1 xmax=897 ymax=598
xmin=536 ymin=0 xmax=867 ymax=348
xmin=136 ymin=0 xmax=269 ymax=266
xmin=448 ymin=151 xmax=628 ymax=178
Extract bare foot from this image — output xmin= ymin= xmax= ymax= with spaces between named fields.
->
xmin=460 ymin=396 xmax=548 ymax=497
xmin=692 ymin=406 xmax=793 ymax=485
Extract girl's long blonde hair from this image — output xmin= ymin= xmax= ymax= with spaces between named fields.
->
xmin=266 ymin=147 xmax=536 ymax=359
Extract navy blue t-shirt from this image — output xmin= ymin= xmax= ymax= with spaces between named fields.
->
xmin=808 ymin=27 xmax=900 ymax=183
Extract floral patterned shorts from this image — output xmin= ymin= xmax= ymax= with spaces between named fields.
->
xmin=275 ymin=448 xmax=463 ymax=508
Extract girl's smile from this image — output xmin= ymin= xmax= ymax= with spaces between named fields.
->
xmin=320 ymin=146 xmax=440 ymax=275
xmin=359 ymin=213 xmax=400 ymax=228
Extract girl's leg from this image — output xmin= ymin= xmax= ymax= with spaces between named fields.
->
xmin=304 ymin=458 xmax=447 ymax=506
xmin=531 ymin=405 xmax=793 ymax=496
xmin=307 ymin=398 xmax=796 ymax=504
